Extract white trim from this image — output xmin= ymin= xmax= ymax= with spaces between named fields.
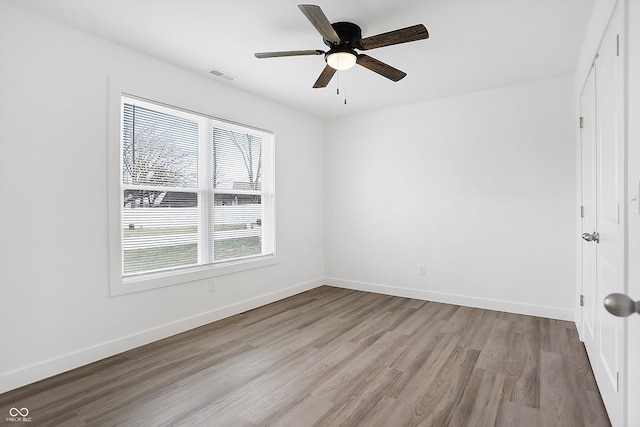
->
xmin=325 ymin=277 xmax=575 ymax=321
xmin=0 ymin=277 xmax=323 ymax=394
xmin=114 ymin=255 xmax=280 ymax=296
xmin=0 ymin=275 xmax=580 ymax=394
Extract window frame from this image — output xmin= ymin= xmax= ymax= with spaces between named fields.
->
xmin=108 ymin=77 xmax=277 ymax=296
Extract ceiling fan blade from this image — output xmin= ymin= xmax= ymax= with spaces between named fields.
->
xmin=298 ymin=4 xmax=341 ymax=43
xmin=313 ymin=64 xmax=337 ymax=88
xmin=255 ymin=50 xmax=324 ymax=59
xmin=356 ymin=54 xmax=406 ymax=82
xmin=357 ymin=24 xmax=429 ymax=50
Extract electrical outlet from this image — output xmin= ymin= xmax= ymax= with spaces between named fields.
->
xmin=208 ymin=280 xmax=216 ymax=293
xmin=418 ymin=264 xmax=426 ymax=276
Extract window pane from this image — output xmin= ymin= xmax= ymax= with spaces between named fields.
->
xmin=123 ymin=191 xmax=198 ymax=275
xmin=213 ymin=193 xmax=262 ymax=261
xmin=212 ymin=127 xmax=262 ymax=190
xmin=117 ymin=95 xmax=274 ymax=290
xmin=123 ymin=103 xmax=198 ymax=188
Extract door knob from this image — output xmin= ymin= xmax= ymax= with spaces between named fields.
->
xmin=582 ymin=231 xmax=600 ymax=243
xmin=604 ymin=293 xmax=640 ymax=317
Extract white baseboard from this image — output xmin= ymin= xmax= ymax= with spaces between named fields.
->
xmin=1 ymin=276 xmax=575 ymax=394
xmin=325 ymin=277 xmax=575 ymax=321
xmin=0 ymin=277 xmax=323 ymax=394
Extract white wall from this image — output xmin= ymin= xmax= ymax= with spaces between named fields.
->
xmin=0 ymin=2 xmax=325 ymax=393
xmin=324 ymin=76 xmax=577 ymax=319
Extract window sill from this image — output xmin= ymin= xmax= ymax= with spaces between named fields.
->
xmin=110 ymin=255 xmax=279 ymax=296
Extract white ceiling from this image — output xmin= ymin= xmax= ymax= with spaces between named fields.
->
xmin=10 ymin=0 xmax=595 ymax=119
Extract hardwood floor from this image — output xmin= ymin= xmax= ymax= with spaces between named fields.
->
xmin=0 ymin=286 xmax=610 ymax=426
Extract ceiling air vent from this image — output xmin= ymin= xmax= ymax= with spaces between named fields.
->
xmin=209 ymin=68 xmax=236 ymax=81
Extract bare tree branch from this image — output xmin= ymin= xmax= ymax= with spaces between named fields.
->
xmin=122 ymin=121 xmax=196 ymax=207
xmin=224 ymin=130 xmax=262 ymax=190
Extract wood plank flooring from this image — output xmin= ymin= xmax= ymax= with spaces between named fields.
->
xmin=0 ymin=286 xmax=611 ymax=426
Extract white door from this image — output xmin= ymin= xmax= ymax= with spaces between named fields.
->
xmin=580 ymin=3 xmax=625 ymax=426
xmin=580 ymin=65 xmax=598 ymax=359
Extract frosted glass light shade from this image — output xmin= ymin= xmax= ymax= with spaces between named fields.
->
xmin=326 ymin=51 xmax=357 ymax=70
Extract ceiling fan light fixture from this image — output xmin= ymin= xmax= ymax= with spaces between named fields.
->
xmin=326 ymin=50 xmax=357 ymax=70
xmin=254 ymin=5 xmax=429 ymax=88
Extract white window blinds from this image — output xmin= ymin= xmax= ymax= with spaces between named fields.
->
xmin=211 ymin=127 xmax=265 ymax=261
xmin=120 ymin=96 xmax=274 ymax=278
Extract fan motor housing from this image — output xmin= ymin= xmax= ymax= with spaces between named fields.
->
xmin=324 ymin=21 xmax=362 ymax=47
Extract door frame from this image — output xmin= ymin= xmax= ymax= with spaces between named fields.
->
xmin=576 ymin=0 xmax=628 ymax=425
xmin=624 ymin=1 xmax=640 ymax=425
xmin=578 ymin=63 xmax=598 ymax=359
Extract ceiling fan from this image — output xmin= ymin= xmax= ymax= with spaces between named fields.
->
xmin=255 ymin=4 xmax=429 ymax=88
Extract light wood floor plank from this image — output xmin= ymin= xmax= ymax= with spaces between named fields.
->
xmin=496 ymin=400 xmax=540 ymax=427
xmin=540 ymin=350 xmax=586 ymax=427
xmin=449 ymin=368 xmax=505 ymax=427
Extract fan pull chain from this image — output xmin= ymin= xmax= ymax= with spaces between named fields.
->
xmin=343 ymin=77 xmax=347 ymax=105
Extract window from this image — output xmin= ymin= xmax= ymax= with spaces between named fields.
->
xmin=113 ymin=95 xmax=275 ymax=293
